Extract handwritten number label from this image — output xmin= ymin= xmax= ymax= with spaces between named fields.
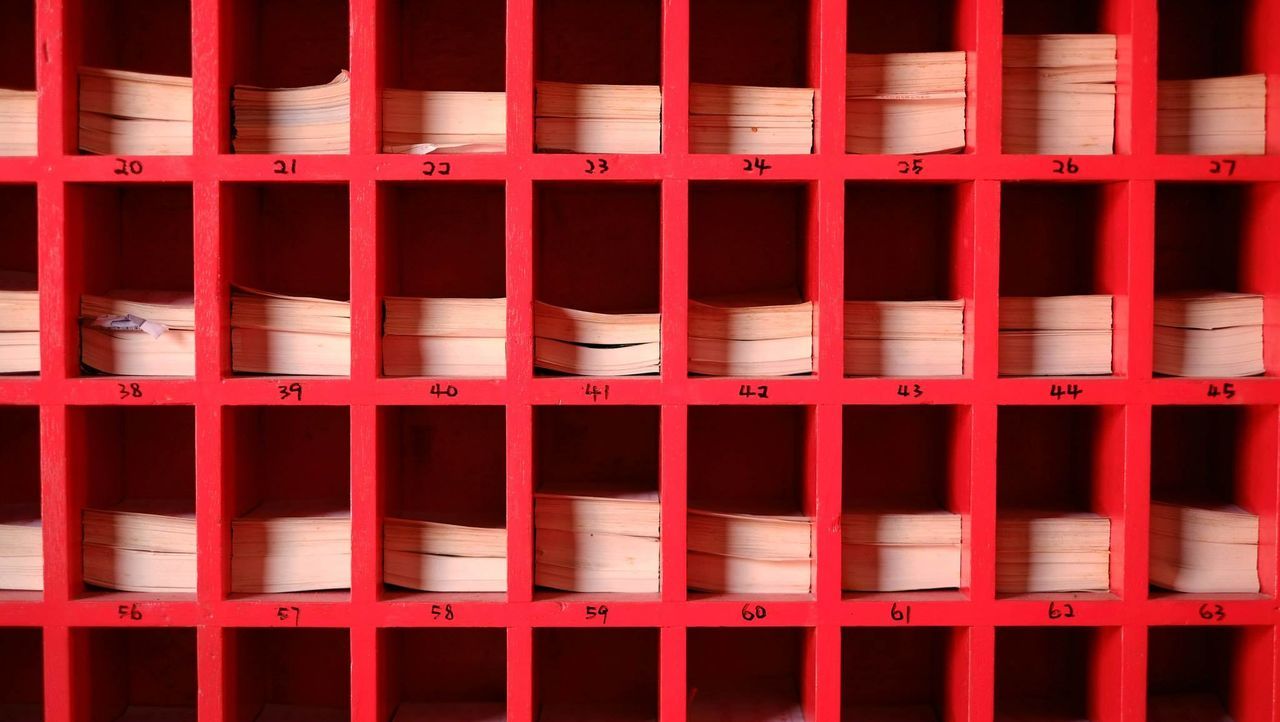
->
xmin=585 ymin=604 xmax=609 ymax=623
xmin=113 ymin=158 xmax=144 ymax=176
xmin=583 ymin=383 xmax=609 ymax=402
xmin=1049 ymin=383 xmax=1083 ymax=400
xmin=584 ymin=158 xmax=610 ymax=175
xmin=431 ymin=603 xmax=455 ymax=621
xmin=1206 ymin=382 xmax=1236 ymax=400
xmin=1198 ymin=603 xmax=1226 ymax=622
xmin=738 ymin=384 xmax=769 ymax=400
xmin=276 ymin=606 xmax=301 ymax=626
xmin=117 ymin=603 xmax=143 ymax=621
xmin=421 ymin=160 xmax=452 ymax=177
xmin=1051 ymin=157 xmax=1080 ymax=175
xmin=743 ymin=157 xmax=772 ymax=176
xmin=897 ymin=158 xmax=924 ymax=175
xmin=1209 ymin=159 xmax=1237 ymax=176
xmin=896 ymin=383 xmax=924 ymax=399
xmin=890 ymin=602 xmax=912 ymax=623
xmin=741 ymin=603 xmax=768 ymax=622
xmin=430 ymin=383 xmax=459 ymax=399
xmin=1047 ymin=601 xmax=1076 ymax=620
xmin=117 ymin=382 xmax=142 ymax=399
xmin=277 ymin=382 xmax=303 ymax=401
xmin=272 ymin=159 xmax=298 ymax=175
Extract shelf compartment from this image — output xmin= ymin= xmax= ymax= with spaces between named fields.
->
xmin=689 ymin=183 xmax=815 ymax=376
xmin=67 ymin=184 xmax=194 ymax=377
xmin=535 ymin=628 xmax=657 ymax=722
xmin=227 ymin=0 xmax=349 ymax=90
xmin=0 ymin=627 xmax=41 ymax=720
xmin=996 ymin=406 xmax=1123 ymax=596
xmin=691 ymin=0 xmax=813 ymax=89
xmin=995 ymin=626 xmax=1120 ymax=722
xmin=1154 ymin=183 xmax=1280 ymax=376
xmin=1150 ymin=405 xmax=1277 ymax=597
xmin=69 ymin=406 xmax=195 ymax=597
xmin=533 ymin=405 xmax=660 ymax=596
xmin=847 ymin=0 xmax=976 ymax=54
xmin=230 ymin=628 xmax=351 ymax=722
xmin=1147 ymin=626 xmax=1274 ymax=722
xmin=381 ymin=406 xmax=506 ymax=596
xmin=842 ymin=627 xmax=968 ymax=722
xmin=379 ymin=628 xmax=505 ymax=722
xmin=535 ymin=0 xmax=660 ymax=86
xmin=0 ymin=185 xmax=39 ymax=375
xmin=688 ymin=627 xmax=814 ymax=722
xmin=378 ymin=0 xmax=505 ymax=92
xmin=72 ymin=627 xmax=197 ymax=722
xmin=226 ymin=406 xmax=351 ymax=596
xmin=0 ymin=405 xmax=39 ymax=594
xmin=0 ymin=0 xmax=34 ymax=93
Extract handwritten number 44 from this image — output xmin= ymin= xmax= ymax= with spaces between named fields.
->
xmin=1049 ymin=383 xmax=1083 ymax=400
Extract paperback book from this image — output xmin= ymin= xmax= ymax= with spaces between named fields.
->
xmin=382 ymin=88 xmax=506 ymax=153
xmin=534 ymin=488 xmax=660 ymax=593
xmin=533 ymin=301 xmax=660 ymax=376
xmin=231 ymin=286 xmax=351 ymax=375
xmin=383 ymin=296 xmax=506 ymax=377
xmin=81 ymin=290 xmax=195 ymax=376
xmin=1153 ymin=292 xmax=1263 ymax=377
xmin=689 ymin=294 xmax=813 ymax=376
xmin=535 ymin=81 xmax=661 ymax=154
xmin=690 ymin=83 xmax=814 ymax=154
xmin=844 ymin=299 xmax=965 ymax=376
xmin=232 ymin=71 xmax=351 ymax=154
xmin=846 ymin=51 xmax=966 ymax=154
xmin=0 ymin=270 xmax=38 ymax=373
xmin=999 ymin=295 xmax=1113 ymax=376
xmin=1002 ymin=34 xmax=1117 ymax=154
xmin=79 ymin=67 xmax=193 ymax=155
xmin=0 ymin=87 xmax=36 ymax=155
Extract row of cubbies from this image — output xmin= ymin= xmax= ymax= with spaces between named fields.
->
xmin=0 ymin=625 xmax=1269 ymax=722
xmin=0 ymin=0 xmax=1277 ymax=155
xmin=2 ymin=403 xmax=1275 ymax=599
xmin=0 ymin=181 xmax=1276 ymax=377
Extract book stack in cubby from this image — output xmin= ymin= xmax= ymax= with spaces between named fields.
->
xmin=844 ymin=300 xmax=965 ymax=376
xmin=997 ymin=512 xmax=1110 ymax=593
xmin=1150 ymin=501 xmax=1259 ymax=594
xmin=1002 ymin=34 xmax=1117 ymax=154
xmin=846 ymin=52 xmax=967 ymax=155
xmin=0 ymin=87 xmax=35 ymax=155
xmin=80 ymin=291 xmax=195 ymax=376
xmin=842 ymin=511 xmax=962 ymax=592
xmin=999 ymin=295 xmax=1113 ymax=376
xmin=0 ymin=271 xmax=38 ymax=373
xmin=382 ymin=88 xmax=506 ymax=154
xmin=1157 ymin=74 xmax=1267 ymax=155
xmin=383 ymin=297 xmax=506 ymax=377
xmin=0 ymin=504 xmax=40 ymax=590
xmin=688 ymin=294 xmax=812 ymax=376
xmin=231 ymin=287 xmax=351 ymax=376
xmin=689 ymin=83 xmax=814 ymax=154
xmin=78 ymin=67 xmax=193 ymax=155
xmin=82 ymin=502 xmax=196 ymax=593
xmin=688 ymin=508 xmax=812 ymax=594
xmin=384 ymin=516 xmax=506 ymax=593
xmin=534 ymin=81 xmax=661 ymax=154
xmin=534 ymin=489 xmax=660 ymax=593
xmin=231 ymin=502 xmax=351 ymax=594
xmin=533 ymin=301 xmax=660 ymax=376
xmin=1154 ymin=292 xmax=1264 ymax=377
xmin=231 ymin=72 xmax=351 ymax=154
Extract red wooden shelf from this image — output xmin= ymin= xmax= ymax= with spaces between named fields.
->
xmin=1 ymin=0 xmax=1279 ymax=720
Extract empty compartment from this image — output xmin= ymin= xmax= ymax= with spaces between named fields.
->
xmin=844 ymin=183 xmax=973 ymax=377
xmin=996 ymin=406 xmax=1123 ymax=595
xmin=689 ymin=183 xmax=814 ymax=377
xmin=68 ymin=185 xmax=195 ymax=377
xmin=1150 ymin=406 xmax=1277 ymax=596
xmin=231 ymin=628 xmax=351 ymax=722
xmin=688 ymin=628 xmax=814 ymax=722
xmin=0 ymin=627 xmax=41 ymax=720
xmin=535 ymin=628 xmax=657 ymax=722
xmin=380 ymin=184 xmax=506 ymax=378
xmin=1155 ymin=183 xmax=1279 ymax=377
xmin=380 ymin=628 xmax=506 ymax=722
xmin=73 ymin=627 xmax=197 ymax=722
xmin=74 ymin=0 xmax=191 ymax=77
xmin=842 ymin=627 xmax=967 ymax=722
xmin=842 ymin=406 xmax=969 ymax=594
xmin=995 ymin=627 xmax=1120 ymax=722
xmin=533 ymin=184 xmax=660 ymax=377
xmin=1148 ymin=626 xmax=1274 ymax=722
xmin=226 ymin=0 xmax=349 ymax=87
xmin=226 ymin=406 xmax=351 ymax=595
xmin=688 ymin=406 xmax=815 ymax=596
xmin=0 ymin=1 xmax=34 ymax=92
xmin=0 ymin=186 xmax=40 ymax=374
xmin=69 ymin=406 xmax=195 ymax=596
xmin=381 ymin=406 xmax=507 ymax=595
xmin=226 ymin=184 xmax=351 ymax=377
xmin=534 ymin=406 xmax=660 ymax=595
xmin=380 ymin=0 xmax=505 ymax=91
xmin=0 ymin=406 xmax=40 ymax=593
xmin=999 ymin=183 xmax=1127 ymax=377
xmin=848 ymin=0 xmax=975 ymax=53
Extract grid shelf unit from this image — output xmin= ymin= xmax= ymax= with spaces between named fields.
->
xmin=0 ymin=0 xmax=1278 ymax=721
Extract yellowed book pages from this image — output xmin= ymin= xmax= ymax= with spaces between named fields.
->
xmin=81 ymin=327 xmax=196 ymax=376
xmin=383 ymin=516 xmax=507 ymax=557
xmin=1150 ymin=501 xmax=1259 ymax=545
xmin=382 ymin=87 xmax=506 ymax=154
xmin=1154 ymin=292 xmax=1263 ymax=330
xmin=232 ymin=71 xmax=351 ymax=154
xmin=79 ymin=67 xmax=193 ymax=121
xmin=845 ymin=299 xmax=965 ymax=338
xmin=534 ymin=337 xmax=660 ymax=376
xmin=842 ymin=543 xmax=961 ymax=591
xmin=689 ymin=295 xmax=812 ymax=341
xmin=534 ymin=301 xmax=659 ymax=345
xmin=0 ymin=88 xmax=36 ymax=156
xmin=382 ymin=336 xmax=506 ymax=378
xmin=0 ymin=504 xmax=41 ymax=591
xmin=999 ymin=295 xmax=1113 ymax=330
xmin=82 ymin=502 xmax=196 ymax=554
xmin=0 ymin=271 xmax=38 ymax=331
xmin=688 ymin=336 xmax=812 ymax=376
xmin=535 ymin=81 xmax=662 ymax=119
xmin=998 ymin=329 xmax=1113 ymax=376
xmin=844 ymin=337 xmax=964 ymax=377
xmin=997 ymin=511 xmax=1111 ymax=551
xmin=535 ymin=489 xmax=660 ymax=538
xmin=383 ymin=297 xmax=505 ymax=337
xmin=82 ymin=291 xmax=195 ymax=329
xmin=1157 ymin=74 xmax=1266 ymax=155
xmin=231 ymin=286 xmax=351 ymax=334
xmin=842 ymin=510 xmax=962 ymax=546
xmin=846 ymin=52 xmax=966 ymax=97
xmin=231 ymin=328 xmax=350 ymax=375
xmin=687 ymin=551 xmax=810 ymax=594
xmin=82 ymin=544 xmax=196 ymax=593
xmin=383 ymin=549 xmax=506 ymax=592
xmin=687 ymin=509 xmax=812 ymax=560
xmin=0 ymin=331 xmax=39 ymax=373
xmin=1153 ymin=326 xmax=1263 ymax=377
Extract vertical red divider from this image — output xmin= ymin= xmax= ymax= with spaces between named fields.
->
xmin=972 ymin=0 xmax=1003 ymax=156
xmin=350 ymin=0 xmax=379 ymax=156
xmin=662 ymin=0 xmax=691 ymax=159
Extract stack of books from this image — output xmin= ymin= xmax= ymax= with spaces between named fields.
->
xmin=231 ymin=287 xmax=351 ymax=375
xmin=996 ymin=511 xmax=1110 ymax=593
xmin=1154 ymin=292 xmax=1264 ymax=377
xmin=0 ymin=271 xmax=38 ymax=373
xmin=846 ymin=52 xmax=967 ymax=154
xmin=534 ymin=489 xmax=659 ymax=593
xmin=689 ymin=83 xmax=814 ymax=154
xmin=231 ymin=502 xmax=351 ymax=593
xmin=383 ymin=296 xmax=506 ymax=377
xmin=0 ymin=87 xmax=36 ymax=155
xmin=688 ymin=294 xmax=813 ymax=376
xmin=687 ymin=508 xmax=812 ymax=594
xmin=844 ymin=299 xmax=965 ymax=376
xmin=0 ymin=504 xmax=40 ymax=590
xmin=1003 ymin=34 xmax=1117 ymax=154
xmin=78 ymin=67 xmax=193 ymax=155
xmin=533 ymin=301 xmax=659 ymax=376
xmin=841 ymin=510 xmax=962 ymax=592
xmin=232 ymin=71 xmax=351 ymax=154
xmin=534 ymin=81 xmax=661 ymax=154
xmin=1150 ymin=501 xmax=1259 ymax=594
xmin=382 ymin=88 xmax=506 ymax=153
xmin=82 ymin=502 xmax=196 ymax=593
xmin=81 ymin=291 xmax=195 ymax=376
xmin=1157 ymin=75 xmax=1266 ymax=155
xmin=999 ymin=295 xmax=1112 ymax=375
xmin=384 ymin=516 xmax=506 ymax=592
